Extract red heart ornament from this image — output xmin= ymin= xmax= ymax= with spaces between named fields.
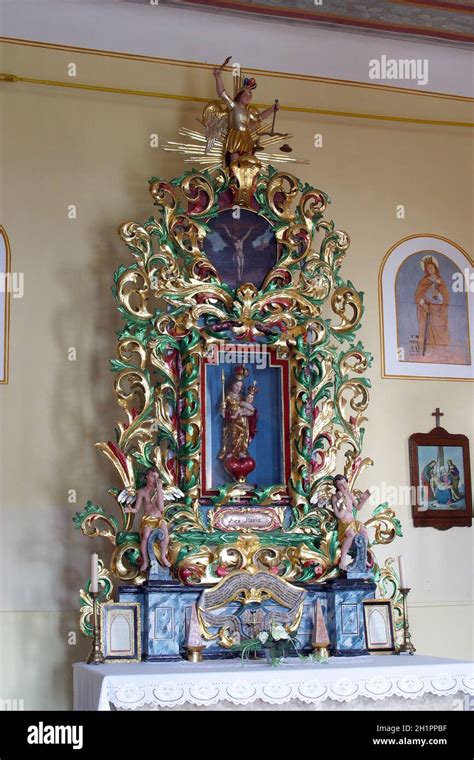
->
xmin=223 ymin=455 xmax=256 ymax=482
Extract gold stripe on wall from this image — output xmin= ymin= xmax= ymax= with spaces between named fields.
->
xmin=1 ymin=73 xmax=472 ymax=128
xmin=1 ymin=36 xmax=473 ymax=104
xmin=0 ymin=226 xmax=11 ymax=385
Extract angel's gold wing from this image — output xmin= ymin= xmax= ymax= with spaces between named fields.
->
xmin=202 ymin=100 xmax=229 ymax=154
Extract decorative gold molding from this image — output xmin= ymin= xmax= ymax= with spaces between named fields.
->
xmin=0 ymin=226 xmax=11 ymax=385
xmin=1 ymin=36 xmax=472 ymax=103
xmin=1 ymin=71 xmax=472 ymax=128
xmin=378 ymin=233 xmax=473 ymax=383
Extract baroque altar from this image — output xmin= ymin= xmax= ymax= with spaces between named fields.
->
xmin=74 ymin=62 xmax=404 ymax=662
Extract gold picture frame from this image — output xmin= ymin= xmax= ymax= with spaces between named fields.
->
xmin=363 ymin=599 xmax=396 ymax=653
xmin=100 ymin=602 xmax=142 ymax=663
xmin=379 ymin=234 xmax=473 ymax=382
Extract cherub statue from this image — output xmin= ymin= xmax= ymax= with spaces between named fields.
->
xmin=331 ymin=474 xmax=370 ymax=572
xmin=119 ymin=471 xmax=183 ymax=571
xmin=205 ymin=60 xmax=279 ymax=164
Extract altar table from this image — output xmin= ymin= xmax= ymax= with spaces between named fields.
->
xmin=73 ymin=655 xmax=474 ymax=711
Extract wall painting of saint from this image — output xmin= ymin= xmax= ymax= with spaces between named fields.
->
xmin=380 ymin=235 xmax=473 ymax=380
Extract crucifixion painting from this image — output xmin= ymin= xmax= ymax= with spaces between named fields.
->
xmin=204 ymin=209 xmax=277 ymax=289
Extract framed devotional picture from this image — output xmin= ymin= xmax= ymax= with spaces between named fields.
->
xmin=379 ymin=235 xmax=473 ymax=381
xmin=363 ymin=599 xmax=396 ymax=653
xmin=409 ymin=422 xmax=472 ymax=529
xmin=100 ymin=602 xmax=142 ymax=663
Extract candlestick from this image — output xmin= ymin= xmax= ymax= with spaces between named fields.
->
xmin=85 ymin=591 xmax=105 ymax=665
xmin=398 ymin=555 xmax=406 ymax=589
xmin=397 ymin=587 xmax=416 ymax=655
xmin=91 ymin=553 xmax=99 ymax=594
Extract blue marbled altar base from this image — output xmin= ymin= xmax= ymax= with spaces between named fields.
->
xmin=324 ymin=579 xmax=375 ymax=656
xmin=119 ymin=578 xmax=375 ymax=660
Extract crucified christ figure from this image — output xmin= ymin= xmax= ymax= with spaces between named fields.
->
xmin=222 ymin=224 xmax=253 ymax=284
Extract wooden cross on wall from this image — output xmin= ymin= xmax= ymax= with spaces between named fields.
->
xmin=432 ymin=408 xmax=444 ymax=427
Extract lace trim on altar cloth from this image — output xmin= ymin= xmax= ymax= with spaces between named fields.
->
xmin=104 ymin=673 xmax=474 ymax=710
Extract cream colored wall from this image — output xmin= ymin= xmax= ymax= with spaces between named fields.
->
xmin=0 ymin=40 xmax=472 ymax=710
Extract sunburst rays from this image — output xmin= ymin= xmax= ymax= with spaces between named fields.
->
xmin=163 ymin=126 xmax=308 ymax=170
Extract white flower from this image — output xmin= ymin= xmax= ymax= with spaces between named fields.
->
xmin=257 ymin=631 xmax=269 ymax=644
xmin=271 ymin=623 xmax=290 ymax=641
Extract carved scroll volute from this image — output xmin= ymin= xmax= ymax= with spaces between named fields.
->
xmin=339 ymin=348 xmax=370 ymax=376
xmin=301 ymin=260 xmax=333 ymax=302
xmin=336 ymin=378 xmax=370 ymax=457
xmin=117 ymin=339 xmax=147 ymax=371
xmin=114 ymin=369 xmax=153 ymax=434
xmin=344 ymin=451 xmax=374 ymax=492
xmin=331 ymin=286 xmax=363 ymax=333
xmin=169 ymin=215 xmax=206 ymax=258
xmin=116 ymin=269 xmax=154 ymax=320
xmin=180 ymin=173 xmax=216 ymax=216
xmin=278 ymin=223 xmax=311 ymax=265
xmin=320 ymin=229 xmax=350 ymax=270
xmin=149 ymin=180 xmax=178 ymax=226
xmin=119 ymin=222 xmax=152 ymax=262
xmin=298 ymin=188 xmax=327 ymax=228
xmin=266 ymin=172 xmax=299 ymax=221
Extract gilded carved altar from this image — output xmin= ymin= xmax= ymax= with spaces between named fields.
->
xmin=75 ymin=64 xmax=403 ymax=646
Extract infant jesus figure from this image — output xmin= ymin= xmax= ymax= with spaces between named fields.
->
xmin=124 ymin=469 xmax=171 ymax=571
xmin=331 ymin=474 xmax=370 ymax=572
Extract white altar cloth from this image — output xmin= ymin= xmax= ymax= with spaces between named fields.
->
xmin=73 ymin=655 xmax=474 ymax=711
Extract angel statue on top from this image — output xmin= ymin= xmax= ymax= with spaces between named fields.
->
xmin=206 ymin=58 xmax=280 ymax=165
xmin=163 ymin=56 xmax=305 ymax=171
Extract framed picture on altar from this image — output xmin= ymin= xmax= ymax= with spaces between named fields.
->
xmin=363 ymin=599 xmax=396 ymax=653
xmin=100 ymin=602 xmax=142 ymax=663
xmin=379 ymin=235 xmax=473 ymax=381
xmin=409 ymin=425 xmax=472 ymax=529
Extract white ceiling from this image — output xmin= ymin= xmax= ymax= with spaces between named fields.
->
xmin=1 ymin=0 xmax=473 ymax=96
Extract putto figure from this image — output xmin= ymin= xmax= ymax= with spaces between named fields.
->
xmin=120 ymin=471 xmax=183 ymax=571
xmin=331 ymin=474 xmax=370 ymax=572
